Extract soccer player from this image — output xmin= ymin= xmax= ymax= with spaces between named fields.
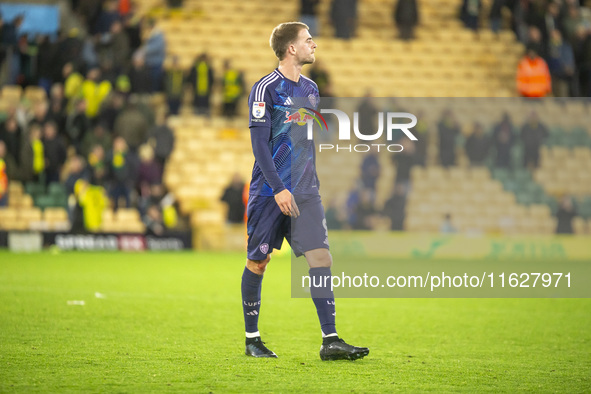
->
xmin=241 ymin=22 xmax=369 ymax=361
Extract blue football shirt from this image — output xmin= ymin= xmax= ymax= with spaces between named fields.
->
xmin=248 ymin=68 xmax=320 ymax=197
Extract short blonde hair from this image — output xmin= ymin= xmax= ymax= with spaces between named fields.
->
xmin=269 ymin=22 xmax=309 ymax=60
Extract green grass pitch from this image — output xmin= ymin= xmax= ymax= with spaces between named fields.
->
xmin=1 ymin=251 xmax=590 ymax=392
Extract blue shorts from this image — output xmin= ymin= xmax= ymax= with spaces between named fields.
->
xmin=246 ymin=194 xmax=329 ymax=260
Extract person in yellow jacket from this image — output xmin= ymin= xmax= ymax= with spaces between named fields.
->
xmin=81 ymin=67 xmax=112 ymax=119
xmin=63 ymin=62 xmax=84 ymax=111
xmin=74 ymin=178 xmax=108 ymax=232
xmin=517 ymin=48 xmax=552 ymax=98
xmin=188 ymin=53 xmax=214 ymax=115
xmin=221 ymin=59 xmax=245 ymax=118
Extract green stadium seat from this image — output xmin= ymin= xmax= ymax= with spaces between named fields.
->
xmin=546 ymin=129 xmax=562 ymax=147
xmin=513 ymin=169 xmax=531 ymax=183
xmin=503 ymin=179 xmax=519 ymax=193
xmin=511 ymin=145 xmax=524 ymax=167
xmin=571 ymin=127 xmax=589 ymax=146
xmin=34 ymin=194 xmax=55 ymax=210
xmin=25 ymin=182 xmax=45 ymax=197
xmin=542 ymin=195 xmax=558 ymax=215
xmin=48 ymin=183 xmax=67 ymax=199
xmin=492 ymin=168 xmax=509 ymax=183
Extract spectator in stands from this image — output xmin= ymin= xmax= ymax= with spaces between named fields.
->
xmin=574 ymin=25 xmax=591 ymax=97
xmin=148 ymin=110 xmax=174 ymax=167
xmin=108 ymin=20 xmax=130 ymax=74
xmin=330 ymin=0 xmax=358 ymax=39
xmin=66 ymin=98 xmax=92 ymax=152
xmin=437 ymin=109 xmax=460 ymax=167
xmin=465 ymin=121 xmax=490 ymax=166
xmin=114 ymin=98 xmax=149 ymax=152
xmin=0 ymin=115 xmax=22 ymax=166
xmin=137 ymin=143 xmax=162 ymax=196
xmin=122 ymin=8 xmax=142 ymax=55
xmin=0 ymin=141 xmax=17 ymax=206
xmin=107 ymin=136 xmax=136 ymax=210
xmin=81 ymin=122 xmax=112 ymax=161
xmin=1 ymin=14 xmax=24 ymax=85
xmin=516 ymin=47 xmax=552 ymax=97
xmin=63 ymin=155 xmax=88 ymax=197
xmin=300 ymin=0 xmax=320 ymax=37
xmin=356 ymin=92 xmax=378 ymax=136
xmin=309 ymin=60 xmax=331 ymax=97
xmin=188 ymin=53 xmax=214 ymax=116
xmin=28 ymin=101 xmax=50 ymax=130
xmin=59 ymin=28 xmax=84 ymax=72
xmin=88 ymin=144 xmax=107 ymax=186
xmin=325 ymin=198 xmax=344 ymax=230
xmin=392 ymin=139 xmax=416 ymax=193
xmin=167 ymin=0 xmax=184 ymax=8
xmin=460 ymin=0 xmax=481 ymax=31
xmin=142 ymin=19 xmax=166 ymax=92
xmin=221 ymin=173 xmax=246 ymax=224
xmin=562 ymin=4 xmax=585 ymax=45
xmin=42 ymin=121 xmax=67 ymax=185
xmin=97 ymin=91 xmax=125 ymax=132
xmin=221 ymin=60 xmax=245 ymax=118
xmin=81 ymin=34 xmax=99 ymax=70
xmin=360 ymin=151 xmax=380 ymax=198
xmin=346 ymin=180 xmax=363 ymax=228
xmin=143 ymin=204 xmax=165 ymax=236
xmin=74 ymin=0 xmax=102 ymax=30
xmin=62 ymin=62 xmax=84 ymax=108
xmin=393 ymin=0 xmax=419 ymax=41
xmin=352 ymin=188 xmax=376 ymax=230
xmin=19 ymin=124 xmax=45 ymax=183
xmin=164 ymin=55 xmax=185 ymax=115
xmin=73 ymin=178 xmax=108 ymax=233
xmin=382 ymin=185 xmax=406 ymax=231
xmin=492 ymin=113 xmax=515 ymax=169
xmin=413 ymin=111 xmax=429 ymax=166
xmin=541 ymin=2 xmax=562 ymax=47
xmin=521 ymin=111 xmax=548 ymax=169
xmin=81 ymin=67 xmax=112 ymax=120
xmin=48 ymin=84 xmax=68 ymax=134
xmin=36 ymin=35 xmax=59 ymax=94
xmin=489 ymin=0 xmax=505 ymax=34
xmin=128 ymin=54 xmax=152 ymax=95
xmin=440 ymin=213 xmax=457 ymax=233
xmin=526 ymin=26 xmax=546 ymax=60
xmin=93 ymin=0 xmax=120 ymax=35
xmin=555 ymin=195 xmax=576 ymax=234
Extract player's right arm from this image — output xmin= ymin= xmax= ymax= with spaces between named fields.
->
xmin=249 ymin=82 xmax=299 ymax=217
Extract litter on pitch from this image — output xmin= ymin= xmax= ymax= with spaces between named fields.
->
xmin=66 ymin=300 xmax=85 ymax=306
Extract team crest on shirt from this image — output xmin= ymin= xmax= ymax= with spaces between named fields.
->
xmin=252 ymin=102 xmax=266 ymax=118
xmin=308 ymin=94 xmax=318 ymax=107
xmin=259 ymin=243 xmax=269 ymax=254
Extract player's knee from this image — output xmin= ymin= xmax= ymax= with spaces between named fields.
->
xmin=247 ymin=256 xmax=271 ymax=274
xmin=307 ymin=249 xmax=332 ymax=268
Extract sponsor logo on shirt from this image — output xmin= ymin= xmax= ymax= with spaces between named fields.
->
xmin=252 ymin=102 xmax=266 ymax=118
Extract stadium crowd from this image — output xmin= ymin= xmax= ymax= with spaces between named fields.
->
xmin=0 ymin=0 xmax=589 ymax=236
xmin=0 ymin=1 xmax=184 ymax=233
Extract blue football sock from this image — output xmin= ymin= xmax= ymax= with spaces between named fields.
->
xmin=309 ymin=267 xmax=337 ymax=336
xmin=242 ymin=267 xmax=263 ymax=335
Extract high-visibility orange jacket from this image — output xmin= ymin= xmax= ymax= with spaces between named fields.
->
xmin=517 ymin=56 xmax=552 ymax=97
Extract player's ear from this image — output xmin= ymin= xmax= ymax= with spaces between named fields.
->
xmin=287 ymin=43 xmax=297 ymax=56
